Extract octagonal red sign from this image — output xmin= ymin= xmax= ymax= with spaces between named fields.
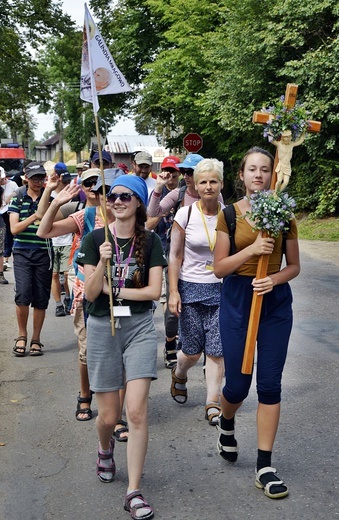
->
xmin=183 ymin=133 xmax=203 ymax=153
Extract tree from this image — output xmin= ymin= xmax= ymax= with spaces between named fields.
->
xmin=0 ymin=0 xmax=74 ymax=138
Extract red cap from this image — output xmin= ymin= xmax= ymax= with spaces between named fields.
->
xmin=161 ymin=155 xmax=180 ymax=171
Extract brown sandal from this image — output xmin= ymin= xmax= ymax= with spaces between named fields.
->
xmin=205 ymin=403 xmax=221 ymax=426
xmin=170 ymin=365 xmax=187 ymax=404
xmin=13 ymin=336 xmax=27 ymax=357
xmin=29 ymin=340 xmax=44 ymax=356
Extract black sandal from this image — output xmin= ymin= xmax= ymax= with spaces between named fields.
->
xmin=75 ymin=392 xmax=93 ymax=421
xmin=29 ymin=340 xmax=44 ymax=356
xmin=13 ymin=336 xmax=27 ymax=357
xmin=114 ymin=419 xmax=129 ymax=442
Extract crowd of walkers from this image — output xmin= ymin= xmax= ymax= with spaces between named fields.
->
xmin=2 ymin=147 xmax=300 ymax=519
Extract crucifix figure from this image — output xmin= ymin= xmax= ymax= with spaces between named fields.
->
xmin=272 ymin=130 xmax=305 ymax=192
xmin=241 ymin=83 xmax=321 ymax=375
xmin=252 ymin=84 xmax=321 ymax=192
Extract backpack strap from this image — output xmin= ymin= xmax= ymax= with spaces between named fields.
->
xmin=222 ymin=204 xmax=237 ymax=256
xmin=174 ymin=185 xmax=187 ymax=214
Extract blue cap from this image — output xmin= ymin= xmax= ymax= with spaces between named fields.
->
xmin=108 ymin=175 xmax=148 ymax=206
xmin=91 ymin=169 xmax=124 ymax=192
xmin=54 ymin=162 xmax=68 ymax=174
xmin=177 ymin=153 xmax=204 ymax=169
xmin=92 ymin=151 xmax=112 ymax=164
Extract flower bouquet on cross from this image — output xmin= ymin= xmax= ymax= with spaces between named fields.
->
xmin=260 ymin=95 xmax=310 ymax=192
xmin=261 ymin=95 xmax=310 ymax=143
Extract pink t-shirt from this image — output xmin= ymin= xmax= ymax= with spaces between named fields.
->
xmin=69 ymin=209 xmax=103 ymax=312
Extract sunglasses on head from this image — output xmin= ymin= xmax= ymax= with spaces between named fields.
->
xmin=107 ymin=192 xmax=136 ymax=203
xmin=82 ymin=178 xmax=98 ymax=188
xmin=180 ymin=168 xmax=194 ymax=176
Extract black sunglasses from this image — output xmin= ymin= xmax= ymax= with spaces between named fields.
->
xmin=82 ymin=178 xmax=98 ymax=188
xmin=180 ymin=168 xmax=194 ymax=176
xmin=107 ymin=192 xmax=136 ymax=203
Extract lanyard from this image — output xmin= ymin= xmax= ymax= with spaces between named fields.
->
xmin=111 ymin=225 xmax=136 ymax=288
xmin=197 ymin=201 xmax=220 ymax=252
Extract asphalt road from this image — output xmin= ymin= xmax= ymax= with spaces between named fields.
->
xmin=0 ymin=240 xmax=338 ymax=520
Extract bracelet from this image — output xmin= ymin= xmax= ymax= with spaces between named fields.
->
xmin=112 ymin=285 xmax=121 ymax=299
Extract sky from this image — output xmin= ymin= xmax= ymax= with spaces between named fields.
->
xmin=31 ymin=1 xmax=136 ymax=140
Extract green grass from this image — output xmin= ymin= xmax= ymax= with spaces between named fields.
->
xmin=296 ymin=214 xmax=339 ymax=241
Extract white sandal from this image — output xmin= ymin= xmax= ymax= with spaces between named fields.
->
xmin=255 ymin=466 xmax=288 ymax=499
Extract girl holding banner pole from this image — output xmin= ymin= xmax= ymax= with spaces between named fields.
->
xmin=213 ymin=147 xmax=300 ymax=499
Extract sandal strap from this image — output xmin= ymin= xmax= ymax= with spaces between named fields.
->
xmin=171 ymin=366 xmax=187 ymax=384
xmin=216 ymin=424 xmax=235 ymax=436
xmin=256 ymin=466 xmax=277 ymax=478
xmin=124 ymin=491 xmax=153 ymax=517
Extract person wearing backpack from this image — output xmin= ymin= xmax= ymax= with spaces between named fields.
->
xmin=213 ymin=147 xmax=300 ymax=499
xmin=147 ymin=153 xmax=206 ymax=368
xmin=37 ymin=168 xmax=116 ymax=422
xmin=168 ymin=159 xmax=225 ymax=426
xmin=76 ymin=175 xmax=166 ymax=519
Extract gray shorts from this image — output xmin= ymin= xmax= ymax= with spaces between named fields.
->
xmin=86 ymin=311 xmax=158 ymax=392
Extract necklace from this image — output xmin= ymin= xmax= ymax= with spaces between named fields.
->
xmin=118 ymin=235 xmax=135 ymax=255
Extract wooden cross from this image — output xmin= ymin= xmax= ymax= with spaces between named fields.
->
xmin=241 ymin=83 xmax=321 ymax=374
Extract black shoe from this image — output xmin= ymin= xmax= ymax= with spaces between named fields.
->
xmin=55 ymin=304 xmax=66 ymax=317
xmin=0 ymin=274 xmax=8 ymax=284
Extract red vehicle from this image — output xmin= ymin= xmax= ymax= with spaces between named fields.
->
xmin=0 ymin=142 xmax=26 ymax=177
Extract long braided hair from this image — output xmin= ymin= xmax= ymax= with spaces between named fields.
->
xmin=132 ymin=202 xmax=148 ymax=288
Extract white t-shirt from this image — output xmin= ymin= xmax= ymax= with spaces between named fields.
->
xmin=51 ymin=190 xmax=73 ymax=246
xmin=175 ymin=201 xmax=224 ymax=284
xmin=0 ymin=180 xmax=19 ymax=214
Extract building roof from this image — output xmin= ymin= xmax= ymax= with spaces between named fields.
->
xmin=106 ymin=134 xmax=159 ymax=154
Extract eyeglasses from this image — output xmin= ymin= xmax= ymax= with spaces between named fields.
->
xmin=30 ymin=176 xmax=46 ymax=183
xmin=82 ymin=178 xmax=98 ymax=188
xmin=107 ymin=192 xmax=136 ymax=203
xmin=180 ymin=168 xmax=194 ymax=177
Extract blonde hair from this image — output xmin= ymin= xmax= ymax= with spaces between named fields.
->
xmin=194 ymin=158 xmax=224 ymax=182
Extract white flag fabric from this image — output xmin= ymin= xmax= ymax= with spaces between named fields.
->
xmin=80 ymin=3 xmax=131 ymax=115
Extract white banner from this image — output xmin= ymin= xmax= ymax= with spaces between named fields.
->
xmin=80 ymin=3 xmax=131 ymax=115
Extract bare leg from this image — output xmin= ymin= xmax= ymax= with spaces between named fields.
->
xmin=15 ymin=305 xmax=29 ymax=352
xmin=51 ymin=272 xmax=62 ymax=303
xmin=175 ymin=349 xmax=201 ymax=378
xmin=257 ymin=402 xmax=280 ymax=452
xmin=63 ymin=272 xmax=70 ymax=298
xmin=32 ymin=308 xmax=46 ymax=342
xmin=220 ymin=393 xmax=242 ymax=419
xmin=205 ymin=355 xmax=224 ymax=404
xmin=95 ymin=391 xmax=121 ymax=450
xmin=76 ymin=361 xmax=92 ymax=420
xmin=125 ymin=378 xmax=151 ymax=492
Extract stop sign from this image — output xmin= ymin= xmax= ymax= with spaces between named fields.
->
xmin=183 ymin=133 xmax=203 ymax=153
